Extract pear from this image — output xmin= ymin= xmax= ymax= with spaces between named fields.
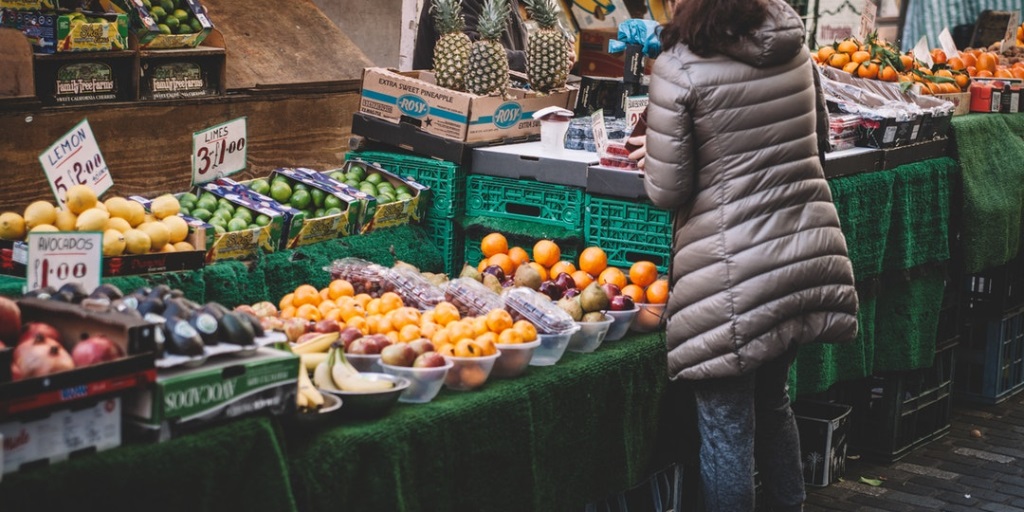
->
xmin=459 ymin=264 xmax=483 ymax=282
xmin=582 ymin=311 xmax=606 ymax=323
xmin=482 ymin=273 xmax=503 ymax=294
xmin=579 ymin=282 xmax=610 ymax=313
xmin=513 ymin=264 xmax=542 ymax=290
xmin=557 ymin=296 xmax=584 ymax=321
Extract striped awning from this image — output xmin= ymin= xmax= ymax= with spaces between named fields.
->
xmin=902 ymin=0 xmax=1023 ymax=51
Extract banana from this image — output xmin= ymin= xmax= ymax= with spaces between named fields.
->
xmin=301 ymin=352 xmax=329 ymax=372
xmin=313 ymin=349 xmax=340 ymax=391
xmin=337 ymin=375 xmax=395 ymax=393
xmin=331 ymin=347 xmax=358 ymax=388
xmin=291 ymin=332 xmax=340 ymax=355
xmin=296 ymin=385 xmax=310 ymax=409
xmin=298 ymin=367 xmax=324 ymax=407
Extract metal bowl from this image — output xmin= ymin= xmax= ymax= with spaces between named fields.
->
xmin=291 ymin=392 xmax=343 ymax=427
xmin=320 ymin=373 xmax=410 ymax=418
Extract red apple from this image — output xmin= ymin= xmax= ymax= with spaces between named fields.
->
xmin=14 ymin=334 xmax=74 ymax=378
xmin=601 ymin=283 xmax=622 ymax=300
xmin=338 ymin=327 xmax=363 ymax=350
xmin=250 ymin=301 xmax=278 ymax=318
xmin=407 ymin=338 xmax=435 ymax=356
xmin=71 ymin=335 xmax=123 ymax=367
xmin=314 ymin=319 xmax=341 ymax=334
xmin=381 ymin=343 xmax=417 ymax=367
xmin=554 ymin=272 xmax=576 ymax=292
xmin=346 ymin=337 xmax=376 ymax=355
xmin=282 ymin=318 xmax=310 ymax=342
xmin=609 ymin=295 xmax=636 ymax=311
xmin=413 ymin=351 xmax=447 ymax=368
xmin=295 ymin=332 xmax=323 ymax=345
xmin=234 ymin=304 xmax=258 ymax=317
xmin=539 ymin=281 xmax=565 ymax=301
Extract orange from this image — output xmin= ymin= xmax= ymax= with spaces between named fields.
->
xmin=829 ymin=52 xmax=851 ymax=69
xmin=317 ymin=300 xmax=338 ymax=316
xmin=319 ymin=288 xmax=330 ymax=302
xmin=455 ymin=339 xmax=484 ymax=357
xmin=375 ymin=314 xmax=394 ymax=335
xmin=366 ymin=298 xmax=382 ymax=316
xmin=497 ymin=328 xmax=523 ymax=346
xmin=549 ymin=260 xmax=577 ymax=279
xmin=353 ymin=293 xmax=373 ymax=308
xmin=621 ymin=284 xmax=645 ymax=303
xmin=571 ymin=270 xmax=595 ymax=289
xmin=481 ymin=232 xmax=509 ymax=258
xmin=512 ymin=320 xmax=537 ymax=342
xmin=472 ymin=316 xmax=490 ymax=337
xmin=507 ymin=246 xmax=530 ymax=270
xmin=420 ymin=310 xmax=436 ymax=325
xmin=488 ymin=253 xmax=515 ymax=276
xmin=295 ymin=303 xmax=322 ymax=322
xmin=930 ymin=49 xmax=947 ymax=65
xmin=473 ymin=337 xmax=498 ymax=355
xmin=475 ymin=331 xmax=499 ymax=347
xmin=532 ymin=239 xmax=561 ymax=267
xmin=293 ymin=284 xmax=321 ymax=307
xmin=433 ymin=301 xmax=461 ymax=326
xmin=960 ymin=52 xmax=976 ymax=68
xmin=477 ymin=258 xmax=489 ymax=273
xmin=977 ymin=69 xmax=994 ymax=78
xmin=1013 ymin=68 xmax=1024 ymax=80
xmin=390 ymin=307 xmax=421 ymax=330
xmin=995 ymin=68 xmax=1014 ymax=79
xmin=947 ymin=56 xmax=965 ymax=71
xmin=324 ymin=308 xmax=343 ymax=323
xmin=379 ymin=291 xmax=404 ymax=313
xmin=955 ymin=73 xmax=970 ymax=89
xmin=399 ymin=324 xmax=422 ymax=342
xmin=420 ymin=321 xmax=440 ymax=339
xmin=597 ymin=267 xmax=627 ymax=289
xmin=851 ymin=50 xmax=870 ymax=64
xmin=939 ymin=82 xmax=960 ymax=94
xmin=339 ymin=302 xmax=365 ymax=322
xmin=966 ymin=66 xmax=978 ymax=77
xmin=528 ymin=262 xmax=549 ymax=281
xmin=925 ymin=81 xmax=941 ymax=95
xmin=628 ymin=261 xmax=658 ymax=288
xmin=385 ymin=331 xmax=400 ymax=344
xmin=432 ymin=327 xmax=451 ymax=347
xmin=437 ymin=343 xmax=456 ymax=357
xmin=836 ymin=39 xmax=858 ymax=54
xmin=278 ymin=292 xmax=295 ymax=311
xmin=935 ymin=69 xmax=953 ymax=78
xmin=347 ymin=315 xmax=369 ymax=335
xmin=280 ymin=306 xmax=296 ymax=319
xmin=879 ymin=65 xmax=898 ymax=82
xmin=977 ymin=52 xmax=997 ymax=73
xmin=842 ymin=61 xmax=860 ymax=74
xmin=816 ymin=46 xmax=836 ymax=62
xmin=328 ymin=279 xmax=355 ymax=300
xmin=857 ymin=61 xmax=879 ymax=79
xmin=449 ymin=320 xmax=477 ymax=343
xmin=899 ymin=54 xmax=915 ymax=71
xmin=578 ymin=246 xmax=608 ymax=276
xmin=646 ymin=279 xmax=669 ymax=304
xmin=485 ymin=309 xmax=514 ymax=333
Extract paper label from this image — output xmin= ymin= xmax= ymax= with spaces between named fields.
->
xmin=1001 ymin=12 xmax=1020 ymax=53
xmin=625 ymin=96 xmax=649 ymax=132
xmin=192 ymin=117 xmax=248 ymax=185
xmin=25 ymin=231 xmax=102 ymax=293
xmin=858 ymin=0 xmax=877 ymax=40
xmin=591 ymin=109 xmax=609 ymax=154
xmin=913 ymin=36 xmax=933 ymax=69
xmin=38 ymin=119 xmax=113 ymax=206
xmin=938 ymin=28 xmax=959 ymax=60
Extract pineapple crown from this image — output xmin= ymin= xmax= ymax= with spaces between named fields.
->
xmin=430 ymin=0 xmax=465 ymax=35
xmin=523 ymin=0 xmax=559 ymax=29
xmin=477 ymin=0 xmax=510 ymax=41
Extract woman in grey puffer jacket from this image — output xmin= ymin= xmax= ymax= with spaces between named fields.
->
xmin=634 ymin=0 xmax=859 ymax=510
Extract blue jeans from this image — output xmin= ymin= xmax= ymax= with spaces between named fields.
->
xmin=691 ymin=347 xmax=805 ymax=512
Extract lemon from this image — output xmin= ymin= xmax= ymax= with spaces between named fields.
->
xmin=159 ymin=244 xmax=176 ymax=253
xmin=30 ymin=224 xmax=59 ymax=233
xmin=102 ymin=229 xmax=126 ymax=257
xmin=123 ymin=229 xmax=151 ymax=254
xmin=138 ymin=221 xmax=170 ymax=251
xmin=93 ymin=201 xmax=107 ymax=212
xmin=161 ymin=215 xmax=189 ymax=244
xmin=126 ymin=200 xmax=147 ymax=227
xmin=143 ymin=214 xmax=157 ymax=224
xmin=75 ymin=208 xmax=110 ymax=232
xmin=66 ymin=185 xmax=98 ymax=215
xmin=23 ymin=201 xmax=57 ymax=229
xmin=150 ymin=194 xmax=180 ymax=220
xmin=105 ymin=217 xmax=132 ymax=233
xmin=54 ymin=209 xmax=77 ymax=231
xmin=172 ymin=241 xmax=196 ymax=251
xmin=0 ymin=212 xmax=26 ymax=240
xmin=104 ymin=197 xmax=133 ymax=220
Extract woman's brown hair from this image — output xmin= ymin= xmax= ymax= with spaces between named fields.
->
xmin=661 ymin=0 xmax=768 ymax=57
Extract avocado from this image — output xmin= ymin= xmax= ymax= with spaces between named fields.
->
xmin=58 ymin=282 xmax=89 ymax=304
xmin=219 ymin=312 xmax=255 ymax=346
xmin=188 ymin=310 xmax=220 ymax=346
xmin=236 ymin=310 xmax=265 ymax=337
xmin=164 ymin=317 xmax=205 ymax=356
xmin=90 ymin=283 xmax=124 ymax=301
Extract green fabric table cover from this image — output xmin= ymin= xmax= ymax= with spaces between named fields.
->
xmin=951 ymin=114 xmax=1024 ymax=273
xmin=286 ymin=332 xmax=668 ymax=512
xmin=0 ymin=416 xmax=298 ymax=512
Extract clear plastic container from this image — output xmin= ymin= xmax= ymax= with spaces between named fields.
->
xmin=380 ymin=360 xmax=453 ymax=403
xmin=443 ymin=351 xmax=501 ymax=391
xmin=492 ymin=340 xmax=542 ymax=378
xmin=604 ymin=307 xmax=639 ymax=341
xmin=567 ymin=314 xmax=614 ymax=353
xmin=324 ymin=257 xmax=389 ymax=296
xmin=444 ymin=278 xmax=504 ymax=318
xmin=630 ymin=303 xmax=667 ymax=333
xmin=502 ymin=287 xmax=578 ymax=335
xmin=381 ymin=267 xmax=445 ymax=310
xmin=828 ymin=114 xmax=862 ymax=138
xmin=529 ymin=326 xmax=579 ymax=366
xmin=345 ymin=352 xmax=382 ymax=373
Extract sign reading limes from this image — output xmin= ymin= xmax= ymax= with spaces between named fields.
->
xmin=25 ymin=231 xmax=102 ymax=294
xmin=38 ymin=119 xmax=113 ymax=206
xmin=192 ymin=117 xmax=247 ymax=185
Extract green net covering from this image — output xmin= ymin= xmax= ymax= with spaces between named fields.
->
xmin=951 ymin=114 xmax=1024 ymax=273
xmin=828 ymin=171 xmax=895 ymax=279
xmin=883 ymin=158 xmax=954 ymax=271
xmin=872 ymin=271 xmax=946 ymax=373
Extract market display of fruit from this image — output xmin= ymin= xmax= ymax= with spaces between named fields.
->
xmin=177 ymin=190 xmax=270 ymax=235
xmin=246 ymin=174 xmax=347 ymax=221
xmin=142 ymin=0 xmax=205 ymax=36
xmin=813 ymin=34 xmax=970 ymax=93
xmin=326 ymin=163 xmax=416 ymax=206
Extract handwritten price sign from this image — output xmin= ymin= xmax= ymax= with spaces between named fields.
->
xmin=38 ymin=119 xmax=113 ymax=206
xmin=192 ymin=117 xmax=247 ymax=185
xmin=25 ymin=232 xmax=102 ymax=293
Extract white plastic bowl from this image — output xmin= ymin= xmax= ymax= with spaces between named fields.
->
xmin=603 ymin=307 xmax=639 ymax=341
xmin=380 ymin=360 xmax=454 ymax=403
xmin=492 ymin=339 xmax=542 ymax=378
xmin=630 ymin=303 xmax=667 ymax=333
xmin=442 ymin=351 xmax=501 ymax=391
xmin=345 ymin=352 xmax=382 ymax=373
xmin=567 ymin=315 xmax=614 ymax=353
xmin=530 ymin=325 xmax=581 ymax=366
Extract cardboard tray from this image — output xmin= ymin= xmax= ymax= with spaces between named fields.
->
xmin=586 ymin=164 xmax=647 ymax=200
xmin=470 ymin=141 xmax=597 ymax=188
xmin=0 ymin=234 xmax=206 ymax=280
xmin=881 ymin=137 xmax=950 ymax=170
xmin=0 ymin=298 xmax=158 ymax=418
xmin=328 ymin=160 xmax=429 ymax=232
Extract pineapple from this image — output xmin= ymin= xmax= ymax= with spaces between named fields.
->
xmin=431 ymin=0 xmax=472 ymax=91
xmin=524 ymin=0 xmax=570 ymax=93
xmin=465 ymin=0 xmax=510 ymax=96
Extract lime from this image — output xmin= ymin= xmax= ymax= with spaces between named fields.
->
xmin=190 ymin=208 xmax=212 ymax=221
xmin=150 ymin=6 xmax=166 ymax=20
xmin=397 ymin=193 xmax=413 ymax=201
xmin=271 ymin=175 xmax=289 ymax=186
xmin=233 ymin=208 xmax=253 ymax=223
xmin=310 ymin=188 xmax=326 ymax=208
xmin=216 ymin=198 xmax=235 ymax=213
xmin=247 ymin=224 xmax=261 ymax=231
xmin=159 ymin=0 xmax=173 ymax=13
xmin=199 ymin=192 xmax=217 ymax=203
xmin=377 ymin=194 xmax=395 ymax=204
xmin=313 ymin=208 xmax=326 ymax=218
xmin=293 ymin=183 xmax=309 ymax=193
xmin=325 ymin=207 xmax=342 ymax=217
xmin=289 ymin=189 xmax=311 ymax=210
xmin=179 ymin=192 xmax=198 ymax=204
xmin=190 ymin=17 xmax=203 ymax=32
xmin=157 ymin=23 xmax=172 ymax=35
xmin=212 ymin=224 xmax=226 ymax=235
xmin=195 ymin=199 xmax=216 ymax=214
xmin=270 ymin=181 xmax=291 ymax=203
xmin=178 ymin=198 xmax=195 ymax=210
xmin=249 ymin=179 xmax=270 ymax=195
xmin=172 ymin=8 xmax=189 ymax=22
xmin=359 ymin=182 xmax=377 ymax=193
xmin=164 ymin=15 xmax=179 ymax=29
xmin=212 ymin=209 xmax=233 ymax=222
xmin=395 ymin=185 xmax=411 ymax=195
xmin=176 ymin=23 xmax=193 ymax=34
xmin=227 ymin=218 xmax=249 ymax=232
xmin=208 ymin=216 xmax=227 ymax=228
xmin=365 ymin=173 xmax=384 ymax=185
xmin=142 ymin=0 xmax=151 ymax=8
xmin=328 ymin=171 xmax=345 ymax=182
xmin=344 ymin=179 xmax=360 ymax=189
xmin=324 ymin=195 xmax=343 ymax=210
xmin=348 ymin=164 xmax=366 ymax=179
xmin=179 ymin=206 xmax=191 ymax=216
xmin=254 ymin=214 xmax=271 ymax=227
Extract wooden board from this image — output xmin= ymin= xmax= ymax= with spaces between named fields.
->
xmin=0 ymin=28 xmax=34 ymax=99
xmin=0 ymin=89 xmax=361 ymax=207
xmin=201 ymin=0 xmax=374 ymax=90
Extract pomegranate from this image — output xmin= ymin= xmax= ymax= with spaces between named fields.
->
xmin=19 ymin=322 xmax=61 ymax=345
xmin=13 ymin=334 xmax=74 ymax=379
xmin=0 ymin=296 xmax=21 ymax=346
xmin=71 ymin=335 xmax=123 ymax=367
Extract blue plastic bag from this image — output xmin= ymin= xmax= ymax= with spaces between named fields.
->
xmin=607 ymin=19 xmax=663 ymax=58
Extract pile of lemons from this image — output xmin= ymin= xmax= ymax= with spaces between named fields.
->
xmin=0 ymin=185 xmax=195 ymax=257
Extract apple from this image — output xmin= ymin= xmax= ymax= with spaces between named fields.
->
xmin=282 ymin=318 xmax=310 ymax=342
xmin=71 ymin=335 xmax=123 ymax=367
xmin=381 ymin=343 xmax=417 ymax=367
xmin=554 ymin=272 xmax=576 ymax=292
xmin=482 ymin=265 xmax=506 ymax=282
xmin=314 ymin=319 xmax=341 ymax=334
xmin=609 ymin=295 xmax=636 ymax=311
xmin=407 ymin=338 xmax=435 ymax=356
xmin=367 ymin=334 xmax=392 ymax=353
xmin=346 ymin=337 xmax=375 ymax=355
xmin=601 ymin=283 xmax=622 ymax=300
xmin=538 ymin=281 xmax=565 ymax=301
xmin=562 ymin=288 xmax=581 ymax=299
xmin=295 ymin=332 xmax=323 ymax=345
xmin=250 ymin=301 xmax=278 ymax=318
xmin=234 ymin=304 xmax=258 ymax=317
xmin=413 ymin=351 xmax=447 ymax=368
xmin=338 ymin=327 xmax=363 ymax=350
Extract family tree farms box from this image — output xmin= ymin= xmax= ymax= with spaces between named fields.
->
xmin=359 ymin=67 xmax=577 ymax=144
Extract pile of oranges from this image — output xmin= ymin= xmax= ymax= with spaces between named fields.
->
xmin=812 ymin=35 xmax=971 ymax=93
xmin=475 ymin=233 xmax=669 ymax=305
xmin=950 ymin=47 xmax=1024 ymax=80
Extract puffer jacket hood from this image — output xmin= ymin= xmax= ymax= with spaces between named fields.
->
xmin=643 ymin=0 xmax=858 ymax=381
xmin=720 ymin=0 xmax=806 ymax=68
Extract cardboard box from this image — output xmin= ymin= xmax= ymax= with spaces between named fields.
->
xmin=1 ymin=397 xmax=120 ymax=474
xmin=326 ymin=160 xmax=429 ymax=232
xmin=100 ymin=0 xmax=213 ymax=49
xmin=793 ymin=401 xmax=852 ymax=487
xmin=575 ymin=75 xmax=645 ymax=117
xmin=577 ymin=28 xmax=653 ymax=80
xmin=934 ymin=91 xmax=972 ymax=116
xmin=352 ymin=112 xmax=488 ymax=165
xmin=471 ymin=141 xmax=598 ymax=188
xmin=264 ymin=167 xmax=369 ymax=245
xmin=586 ymin=164 xmax=646 ymax=199
xmin=821 ymin=146 xmax=883 ymax=179
xmin=358 ymin=68 xmax=578 ymax=145
xmin=0 ymin=298 xmax=157 ymax=418
xmin=32 ymin=49 xmax=137 ymax=104
xmin=138 ymin=30 xmax=225 ymax=100
xmin=0 ymin=9 xmax=129 ymax=53
xmin=193 ymin=178 xmax=308 ymax=259
xmin=124 ymin=347 xmax=298 ymax=442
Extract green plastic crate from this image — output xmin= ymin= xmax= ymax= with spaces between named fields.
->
xmin=463 ymin=231 xmax=582 ymax=272
xmin=465 ymin=175 xmax=585 ymax=231
xmin=423 ymin=215 xmax=465 ymax=277
xmin=346 ymin=150 xmax=466 ymax=219
xmin=585 ymin=195 xmax=672 ymax=273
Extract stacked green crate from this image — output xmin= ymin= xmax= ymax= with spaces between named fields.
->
xmin=346 ymin=150 xmax=466 ymax=275
xmin=584 ymin=195 xmax=672 ymax=273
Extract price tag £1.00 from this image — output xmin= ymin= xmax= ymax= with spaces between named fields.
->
xmin=38 ymin=119 xmax=113 ymax=206
xmin=192 ymin=117 xmax=248 ymax=185
xmin=25 ymin=232 xmax=102 ymax=294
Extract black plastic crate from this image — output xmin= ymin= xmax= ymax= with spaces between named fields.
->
xmin=961 ymin=255 xmax=1024 ymax=319
xmin=834 ymin=341 xmax=956 ymax=462
xmin=582 ymin=464 xmax=680 ymax=512
xmin=955 ymin=306 xmax=1024 ymax=404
